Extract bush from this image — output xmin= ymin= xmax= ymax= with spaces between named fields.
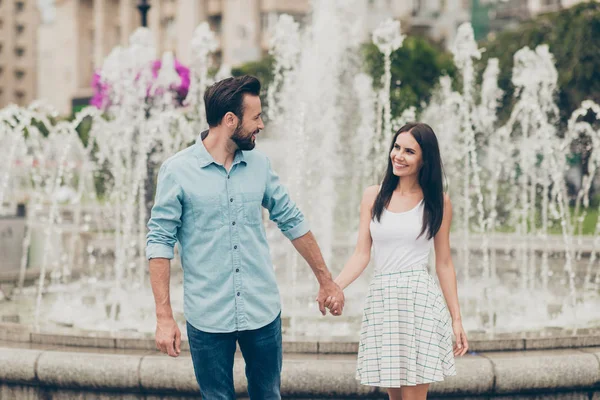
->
xmin=480 ymin=2 xmax=600 ymax=126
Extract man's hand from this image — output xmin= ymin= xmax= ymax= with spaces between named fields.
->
xmin=155 ymin=317 xmax=181 ymax=357
xmin=316 ymin=280 xmax=345 ymax=316
xmin=290 ymin=231 xmax=344 ymax=316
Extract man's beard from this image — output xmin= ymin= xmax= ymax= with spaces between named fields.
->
xmin=231 ymin=122 xmax=257 ymax=151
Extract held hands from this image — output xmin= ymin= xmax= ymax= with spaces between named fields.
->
xmin=316 ymin=279 xmax=345 ymax=316
xmin=452 ymin=319 xmax=469 ymax=357
xmin=155 ymin=317 xmax=181 ymax=357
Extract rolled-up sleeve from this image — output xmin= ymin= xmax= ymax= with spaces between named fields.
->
xmin=262 ymin=157 xmax=310 ymax=240
xmin=146 ymin=164 xmax=183 ymax=259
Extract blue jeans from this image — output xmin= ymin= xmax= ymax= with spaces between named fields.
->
xmin=187 ymin=314 xmax=282 ymax=400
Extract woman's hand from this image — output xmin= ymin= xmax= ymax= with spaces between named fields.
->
xmin=317 ymin=279 xmax=344 ymax=316
xmin=322 ymin=278 xmax=344 ymax=316
xmin=452 ymin=320 xmax=469 ymax=357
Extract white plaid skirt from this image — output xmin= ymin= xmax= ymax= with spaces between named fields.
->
xmin=356 ymin=264 xmax=457 ymax=387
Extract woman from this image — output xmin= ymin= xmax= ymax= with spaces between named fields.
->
xmin=328 ymin=123 xmax=468 ymax=399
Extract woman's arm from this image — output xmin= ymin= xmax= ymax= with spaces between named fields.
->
xmin=434 ymin=194 xmax=461 ymax=321
xmin=434 ymin=193 xmax=468 ymax=356
xmin=334 ymin=185 xmax=377 ymax=290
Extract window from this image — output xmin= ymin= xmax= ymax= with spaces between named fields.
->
xmin=15 ymin=69 xmax=25 ymax=80
xmin=15 ymin=47 xmax=24 ymax=57
xmin=15 ymin=1 xmax=24 ymax=12
xmin=0 ymin=66 xmax=3 ymax=76
xmin=261 ymin=12 xmax=305 ymax=34
xmin=162 ymin=16 xmax=176 ymax=50
xmin=16 ymin=24 xmax=24 ymax=35
xmin=237 ymin=25 xmax=247 ymax=39
xmin=15 ymin=90 xmax=25 ymax=104
xmin=162 ymin=16 xmax=175 ymax=35
xmin=260 ymin=12 xmax=270 ymax=33
xmin=211 ymin=50 xmax=222 ymax=66
xmin=413 ymin=0 xmax=422 ymax=16
xmin=167 ymin=19 xmax=176 ymax=39
xmin=208 ymin=15 xmax=222 ymax=34
xmin=0 ymin=43 xmax=3 ymax=54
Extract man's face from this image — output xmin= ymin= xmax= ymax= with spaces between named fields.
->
xmin=231 ymin=95 xmax=264 ymax=151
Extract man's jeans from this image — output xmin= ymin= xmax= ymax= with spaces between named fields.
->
xmin=187 ymin=314 xmax=282 ymax=400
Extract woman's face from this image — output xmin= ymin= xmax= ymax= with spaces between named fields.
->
xmin=390 ymin=132 xmax=423 ymax=177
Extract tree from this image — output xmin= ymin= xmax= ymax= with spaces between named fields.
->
xmin=232 ymin=36 xmax=456 ymax=119
xmin=480 ymin=1 xmax=600 ymax=125
xmin=231 ymin=55 xmax=274 ymax=94
xmin=363 ymin=35 xmax=457 ymax=118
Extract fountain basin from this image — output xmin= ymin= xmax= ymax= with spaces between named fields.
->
xmin=1 ymin=322 xmax=600 ymax=399
xmin=3 ymin=322 xmax=600 ymax=353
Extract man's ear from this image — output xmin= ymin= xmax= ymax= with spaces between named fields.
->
xmin=223 ymin=112 xmax=238 ymax=128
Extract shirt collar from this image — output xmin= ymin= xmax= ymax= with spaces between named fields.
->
xmin=194 ymin=130 xmax=247 ymax=168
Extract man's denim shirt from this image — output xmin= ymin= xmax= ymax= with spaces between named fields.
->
xmin=146 ymin=134 xmax=309 ymax=333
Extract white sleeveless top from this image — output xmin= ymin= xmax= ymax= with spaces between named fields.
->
xmin=370 ymin=199 xmax=433 ymax=273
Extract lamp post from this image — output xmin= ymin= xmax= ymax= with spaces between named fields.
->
xmin=136 ymin=0 xmax=153 ymax=222
xmin=137 ymin=0 xmax=151 ymax=27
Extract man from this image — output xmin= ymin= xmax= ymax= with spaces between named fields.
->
xmin=146 ymin=75 xmax=344 ymax=399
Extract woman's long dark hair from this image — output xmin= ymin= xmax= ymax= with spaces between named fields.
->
xmin=372 ymin=123 xmax=446 ymax=240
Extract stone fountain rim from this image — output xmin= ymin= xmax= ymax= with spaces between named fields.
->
xmin=1 ymin=322 xmax=600 ymax=353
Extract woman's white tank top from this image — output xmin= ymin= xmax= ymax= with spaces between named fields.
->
xmin=369 ymin=199 xmax=432 ymax=273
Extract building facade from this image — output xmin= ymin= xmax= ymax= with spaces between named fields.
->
xmin=475 ymin=0 xmax=590 ymax=39
xmin=37 ymin=0 xmax=471 ymax=115
xmin=0 ymin=0 xmax=40 ymax=108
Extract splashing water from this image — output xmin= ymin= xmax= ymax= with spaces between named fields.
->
xmin=1 ymin=1 xmax=599 ymax=338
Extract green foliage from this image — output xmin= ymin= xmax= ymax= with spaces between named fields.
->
xmin=496 ymin=207 xmax=599 ymax=236
xmin=231 ymin=37 xmax=456 ymax=119
xmin=480 ymin=2 xmax=600 ymax=125
xmin=75 ymin=115 xmax=93 ymax=147
xmin=231 ymin=55 xmax=275 ymax=94
xmin=231 ymin=56 xmax=275 ymax=115
xmin=362 ymin=36 xmax=458 ymax=117
xmin=23 ymin=118 xmax=52 ymax=138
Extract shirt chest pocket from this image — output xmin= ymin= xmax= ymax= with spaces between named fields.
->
xmin=242 ymin=192 xmax=264 ymax=226
xmin=189 ymin=194 xmax=225 ymax=231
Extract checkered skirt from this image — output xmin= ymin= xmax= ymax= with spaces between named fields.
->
xmin=356 ymin=264 xmax=456 ymax=387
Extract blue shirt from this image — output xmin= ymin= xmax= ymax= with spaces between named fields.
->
xmin=146 ymin=133 xmax=309 ymax=333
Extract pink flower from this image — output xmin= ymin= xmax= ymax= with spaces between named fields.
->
xmin=90 ymin=71 xmax=111 ymax=110
xmin=150 ymin=59 xmax=191 ymax=105
xmin=90 ymin=59 xmax=191 ymax=111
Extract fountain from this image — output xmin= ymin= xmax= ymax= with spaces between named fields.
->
xmin=0 ymin=0 xmax=599 ymax=342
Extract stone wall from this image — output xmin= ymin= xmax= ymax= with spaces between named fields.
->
xmin=1 ymin=323 xmax=600 ymax=398
xmin=0 ymin=344 xmax=599 ymax=399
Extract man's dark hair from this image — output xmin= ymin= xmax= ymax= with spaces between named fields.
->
xmin=203 ymin=75 xmax=261 ymax=127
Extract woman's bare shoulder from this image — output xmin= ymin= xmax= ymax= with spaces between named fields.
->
xmin=363 ymin=185 xmax=380 ymax=204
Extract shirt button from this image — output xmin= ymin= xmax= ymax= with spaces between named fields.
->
xmin=227 ymin=175 xmax=230 ymax=179
xmin=232 ymin=221 xmax=236 ymax=226
xmin=237 ymin=292 xmax=240 ymax=296
xmin=230 ymin=198 xmax=233 ymax=202
xmin=234 ymin=245 xmax=237 ymax=249
xmin=236 ymin=268 xmax=239 ymax=273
